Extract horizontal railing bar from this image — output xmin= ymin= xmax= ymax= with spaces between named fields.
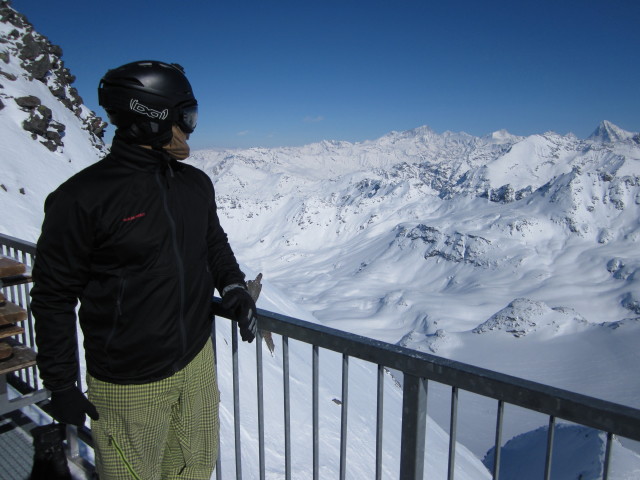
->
xmin=0 ymin=233 xmax=36 ymax=255
xmin=211 ymin=299 xmax=640 ymax=441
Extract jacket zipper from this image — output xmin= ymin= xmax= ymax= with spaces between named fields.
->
xmin=155 ymin=170 xmax=188 ymax=359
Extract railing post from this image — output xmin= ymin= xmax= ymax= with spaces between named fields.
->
xmin=447 ymin=386 xmax=458 ymax=480
xmin=312 ymin=345 xmax=319 ymax=480
xmin=255 ymin=330 xmax=265 ymax=480
xmin=211 ymin=319 xmax=223 ymax=480
xmin=282 ymin=336 xmax=292 ymax=480
xmin=603 ymin=432 xmax=614 ymax=480
xmin=232 ymin=322 xmax=242 ymax=479
xmin=399 ymin=374 xmax=428 ymax=479
xmin=492 ymin=400 xmax=504 ymax=480
xmin=544 ymin=416 xmax=556 ymax=480
xmin=375 ymin=365 xmax=384 ymax=480
xmin=339 ymin=353 xmax=349 ymax=480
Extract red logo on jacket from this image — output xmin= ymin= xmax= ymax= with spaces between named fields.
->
xmin=122 ymin=212 xmax=146 ymax=222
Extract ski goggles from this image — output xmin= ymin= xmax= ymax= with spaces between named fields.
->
xmin=177 ymin=104 xmax=198 ymax=134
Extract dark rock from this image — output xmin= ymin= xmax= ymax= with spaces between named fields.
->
xmin=86 ymin=117 xmax=107 ymax=139
xmin=29 ymin=55 xmax=52 ymax=80
xmin=622 ymin=293 xmax=640 ymax=314
xmin=15 ymin=95 xmax=41 ymax=109
xmin=0 ymin=50 xmax=9 ymax=63
xmin=0 ymin=2 xmax=29 ymax=29
xmin=63 ymin=68 xmax=75 ymax=84
xmin=36 ymin=104 xmax=52 ymax=120
xmin=48 ymin=43 xmax=63 ymax=58
xmin=68 ymin=86 xmax=82 ymax=103
xmin=49 ymin=83 xmax=65 ymax=98
xmin=45 ymin=130 xmax=59 ymax=140
xmin=490 ymin=184 xmax=515 ymax=203
xmin=41 ymin=139 xmax=59 ymax=152
xmin=19 ymin=33 xmax=43 ymax=61
xmin=22 ymin=111 xmax=49 ymax=136
xmin=0 ymin=70 xmax=17 ymax=81
xmin=57 ymin=96 xmax=74 ymax=111
xmin=49 ymin=120 xmax=65 ymax=132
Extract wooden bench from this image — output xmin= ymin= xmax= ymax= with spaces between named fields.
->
xmin=0 ymin=337 xmax=47 ymax=416
xmin=0 ymin=254 xmax=30 ymax=361
xmin=0 ymin=255 xmax=48 ymax=415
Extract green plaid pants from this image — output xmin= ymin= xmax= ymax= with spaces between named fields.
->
xmin=87 ymin=338 xmax=219 ymax=479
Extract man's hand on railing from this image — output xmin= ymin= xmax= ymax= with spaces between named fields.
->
xmin=49 ymin=385 xmax=99 ymax=427
xmin=222 ymin=284 xmax=258 ymax=343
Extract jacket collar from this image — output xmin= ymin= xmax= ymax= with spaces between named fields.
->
xmin=108 ymin=136 xmax=183 ymax=173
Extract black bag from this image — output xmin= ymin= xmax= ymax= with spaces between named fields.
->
xmin=29 ymin=423 xmax=72 ymax=480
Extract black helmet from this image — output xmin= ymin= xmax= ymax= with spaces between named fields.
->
xmin=98 ymin=60 xmax=198 ymax=145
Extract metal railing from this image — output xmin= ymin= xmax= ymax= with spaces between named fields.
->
xmin=2 ymin=232 xmax=640 ymax=479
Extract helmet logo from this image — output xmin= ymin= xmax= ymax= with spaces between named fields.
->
xmin=130 ymin=99 xmax=168 ymax=120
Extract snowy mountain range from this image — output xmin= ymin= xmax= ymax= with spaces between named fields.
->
xmin=1 ymin=2 xmax=639 ymax=478
xmin=187 ymin=118 xmax=640 ymax=468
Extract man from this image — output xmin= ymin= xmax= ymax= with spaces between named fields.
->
xmin=30 ymin=60 xmax=257 ymax=479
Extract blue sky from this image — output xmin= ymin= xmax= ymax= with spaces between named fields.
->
xmin=13 ymin=0 xmax=640 ymax=150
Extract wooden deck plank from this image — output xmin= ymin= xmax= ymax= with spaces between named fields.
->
xmin=0 ymin=301 xmax=27 ymax=325
xmin=0 ymin=340 xmax=36 ymax=375
xmin=0 ymin=325 xmax=24 ymax=339
xmin=0 ymin=256 xmax=26 ymax=278
xmin=0 ymin=274 xmax=32 ymax=288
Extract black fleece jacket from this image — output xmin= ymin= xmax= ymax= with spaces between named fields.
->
xmin=31 ymin=138 xmax=245 ymax=391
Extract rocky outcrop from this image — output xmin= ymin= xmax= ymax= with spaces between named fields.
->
xmin=0 ymin=0 xmax=106 ymax=151
xmin=17 ymin=96 xmax=66 ymax=151
xmin=472 ymin=298 xmax=588 ymax=338
xmin=395 ymin=224 xmax=494 ymax=267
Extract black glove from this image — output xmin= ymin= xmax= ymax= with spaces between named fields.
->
xmin=49 ymin=386 xmax=99 ymax=427
xmin=222 ymin=285 xmax=258 ymax=343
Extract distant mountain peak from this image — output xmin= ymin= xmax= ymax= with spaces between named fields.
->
xmin=483 ymin=129 xmax=523 ymax=145
xmin=587 ymin=120 xmax=635 ymax=143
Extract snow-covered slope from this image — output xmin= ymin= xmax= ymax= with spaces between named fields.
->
xmin=483 ymin=424 xmax=640 ymax=480
xmin=188 ymin=121 xmax=640 ymax=363
xmin=188 ymin=119 xmax=640 ymax=465
xmin=0 ymin=2 xmax=105 ymax=240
